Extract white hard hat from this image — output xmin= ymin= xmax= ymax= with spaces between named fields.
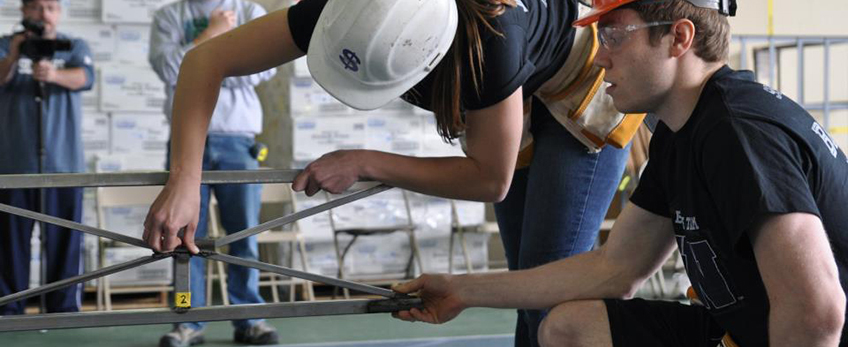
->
xmin=307 ymin=0 xmax=459 ymax=110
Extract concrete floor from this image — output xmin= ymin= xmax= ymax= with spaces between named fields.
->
xmin=0 ymin=307 xmax=516 ymax=347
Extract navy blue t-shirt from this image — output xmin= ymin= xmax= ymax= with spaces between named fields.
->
xmin=0 ymin=33 xmax=94 ymax=174
xmin=631 ymin=66 xmax=848 ymax=345
xmin=287 ymin=0 xmax=577 ymax=111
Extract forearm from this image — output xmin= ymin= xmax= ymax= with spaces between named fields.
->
xmin=453 ymin=205 xmax=678 ymax=309
xmin=50 ymin=67 xmax=87 ymax=90
xmin=167 ymin=49 xmax=220 ymax=183
xmin=453 ymin=249 xmax=633 ymax=310
xmin=0 ymin=55 xmax=17 ymax=84
xmin=359 ymin=150 xmax=511 ymax=202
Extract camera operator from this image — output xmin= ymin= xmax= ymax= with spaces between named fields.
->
xmin=0 ymin=0 xmax=94 ymax=315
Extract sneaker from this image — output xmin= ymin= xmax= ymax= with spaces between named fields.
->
xmin=159 ymin=325 xmax=205 ymax=347
xmin=233 ymin=321 xmax=279 ymax=345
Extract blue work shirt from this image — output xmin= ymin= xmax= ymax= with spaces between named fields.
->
xmin=0 ymin=32 xmax=94 ymax=174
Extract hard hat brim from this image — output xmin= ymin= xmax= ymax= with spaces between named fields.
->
xmin=573 ymin=0 xmax=636 ymax=27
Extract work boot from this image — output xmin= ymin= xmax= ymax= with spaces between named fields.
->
xmin=159 ymin=325 xmax=205 ymax=347
xmin=233 ymin=321 xmax=279 ymax=345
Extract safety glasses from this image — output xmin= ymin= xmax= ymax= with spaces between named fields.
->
xmin=597 ymin=21 xmax=674 ymax=51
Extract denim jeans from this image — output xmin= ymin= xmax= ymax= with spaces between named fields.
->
xmin=169 ymin=134 xmax=264 ymax=331
xmin=0 ymin=187 xmax=83 ymax=314
xmin=494 ymin=98 xmax=629 ymax=347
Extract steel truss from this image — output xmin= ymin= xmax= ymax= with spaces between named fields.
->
xmin=0 ymin=170 xmax=422 ymax=332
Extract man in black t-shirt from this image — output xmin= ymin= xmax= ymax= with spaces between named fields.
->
xmin=393 ymin=1 xmax=848 ymax=346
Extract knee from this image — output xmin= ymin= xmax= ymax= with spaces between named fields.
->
xmin=538 ymin=301 xmax=606 ymax=347
xmin=538 ymin=302 xmax=580 ymax=347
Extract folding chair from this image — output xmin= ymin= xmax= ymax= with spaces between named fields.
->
xmin=206 ymin=184 xmax=314 ymax=305
xmin=327 ymin=189 xmax=423 ymax=299
xmin=447 ymin=200 xmax=492 ymax=274
xmin=95 ymin=185 xmax=172 ymax=311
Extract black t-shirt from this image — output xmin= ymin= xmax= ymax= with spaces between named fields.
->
xmin=287 ymin=0 xmax=577 ymax=111
xmin=631 ymin=66 xmax=848 ymax=345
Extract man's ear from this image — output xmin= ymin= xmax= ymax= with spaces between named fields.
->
xmin=669 ymin=19 xmax=696 ymax=58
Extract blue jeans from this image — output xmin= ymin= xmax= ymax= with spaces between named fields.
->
xmin=0 ymin=187 xmax=83 ymax=314
xmin=169 ymin=135 xmax=264 ymax=331
xmin=494 ymin=99 xmax=629 ymax=347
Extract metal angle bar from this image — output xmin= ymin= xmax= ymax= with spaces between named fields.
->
xmin=173 ymin=254 xmax=191 ymax=312
xmin=0 ymin=170 xmax=303 ymax=189
xmin=215 ymin=184 xmax=393 ymax=247
xmin=0 ymin=255 xmax=167 ymax=307
xmin=0 ymin=202 xmax=150 ymax=249
xmin=207 ymin=253 xmax=396 ymax=298
xmin=0 ymin=298 xmax=423 ymax=332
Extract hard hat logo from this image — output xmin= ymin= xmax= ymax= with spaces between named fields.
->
xmin=339 ymin=49 xmax=361 ymax=72
xmin=307 ymin=0 xmax=459 ymax=110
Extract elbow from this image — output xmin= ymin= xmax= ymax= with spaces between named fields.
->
xmin=480 ymin=177 xmax=511 ymax=203
xmin=604 ymin=258 xmax=654 ymax=300
xmin=803 ymin=291 xmax=846 ymax=339
xmin=781 ymin=287 xmax=846 ymax=341
xmin=612 ymin=278 xmax=645 ymax=300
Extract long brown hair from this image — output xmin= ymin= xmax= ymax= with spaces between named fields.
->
xmin=430 ymin=0 xmax=516 ymax=142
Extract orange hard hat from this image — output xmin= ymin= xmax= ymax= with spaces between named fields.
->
xmin=573 ymin=0 xmax=737 ymax=27
xmin=573 ymin=0 xmax=639 ymax=27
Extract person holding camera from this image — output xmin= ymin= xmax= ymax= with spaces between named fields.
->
xmin=148 ymin=0 xmax=277 ymax=346
xmin=0 ymin=0 xmax=94 ymax=315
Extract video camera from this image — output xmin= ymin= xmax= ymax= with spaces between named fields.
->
xmin=18 ymin=19 xmax=71 ymax=61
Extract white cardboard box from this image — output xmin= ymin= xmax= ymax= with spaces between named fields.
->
xmin=64 ymin=24 xmax=116 ymax=63
xmin=101 ymin=204 xmax=150 ymax=240
xmin=293 ymin=234 xmax=414 ymax=279
xmin=99 ymin=65 xmax=166 ymax=113
xmin=62 ymin=0 xmax=102 ymax=23
xmin=292 ymin=114 xmax=366 ymax=162
xmin=292 ymin=190 xmax=485 ymax=242
xmin=102 ymin=0 xmax=178 ymax=24
xmin=365 ymin=113 xmax=423 ymax=157
xmin=289 ymin=77 xmax=352 ymax=115
xmin=420 ymin=115 xmax=466 ymax=157
xmin=114 ymin=25 xmax=151 ymax=66
xmin=95 ymin=153 xmax=167 ymax=172
xmin=292 ymin=57 xmax=310 ymax=78
xmin=418 ymin=233 xmax=490 ymax=274
xmin=110 ymin=113 xmax=169 ymax=154
xmin=82 ymin=79 xmax=100 ymax=112
xmin=0 ymin=2 xmax=20 ymax=22
xmin=81 ymin=112 xmax=110 ymax=171
xmin=104 ymin=247 xmax=172 ymax=285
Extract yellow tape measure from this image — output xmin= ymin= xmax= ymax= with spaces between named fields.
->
xmin=175 ymin=292 xmax=191 ymax=308
xmin=830 ymin=127 xmax=848 ymax=135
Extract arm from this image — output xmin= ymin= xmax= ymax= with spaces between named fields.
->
xmin=0 ymin=34 xmax=26 ymax=85
xmin=393 ymin=203 xmax=678 ymax=323
xmin=220 ymin=4 xmax=276 ymax=88
xmin=32 ymin=62 xmax=88 ymax=89
xmin=293 ymin=87 xmax=524 ymax=202
xmin=751 ymin=213 xmax=845 ymax=346
xmin=142 ymin=8 xmax=304 ymax=253
xmin=148 ymin=9 xmax=192 ymax=85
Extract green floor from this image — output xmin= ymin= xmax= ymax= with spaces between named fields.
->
xmin=0 ymin=308 xmax=516 ymax=346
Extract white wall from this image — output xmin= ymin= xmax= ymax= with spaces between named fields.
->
xmin=730 ymin=0 xmax=848 ymax=36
